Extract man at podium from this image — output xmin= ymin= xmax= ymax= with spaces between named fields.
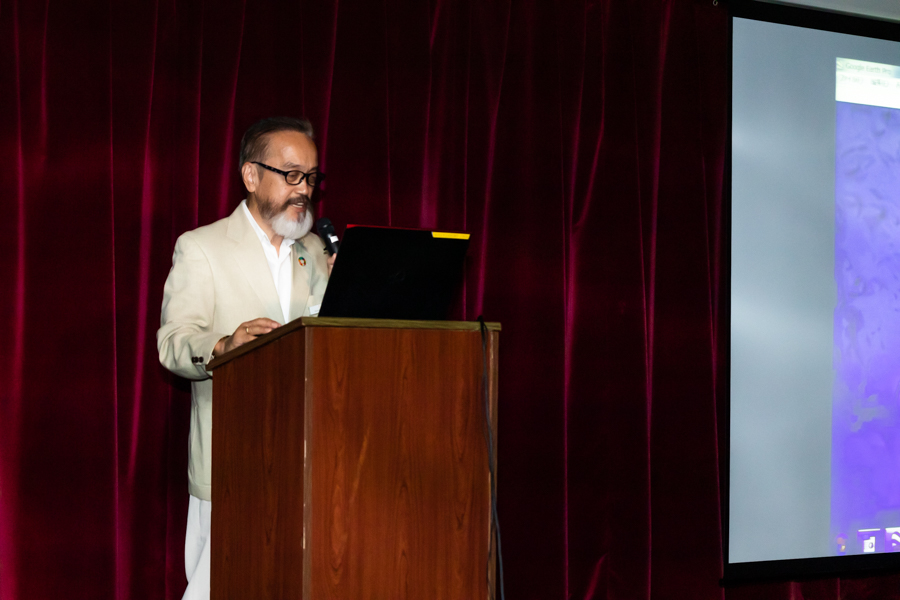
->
xmin=157 ymin=116 xmax=334 ymax=600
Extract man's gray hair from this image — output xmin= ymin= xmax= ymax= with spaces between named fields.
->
xmin=238 ymin=116 xmax=315 ymax=171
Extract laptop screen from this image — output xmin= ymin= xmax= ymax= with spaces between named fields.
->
xmin=318 ymin=225 xmax=470 ymax=320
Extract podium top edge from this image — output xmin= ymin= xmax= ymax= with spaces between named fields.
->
xmin=207 ymin=317 xmax=501 ymax=370
xmin=300 ymin=317 xmax=502 ymax=331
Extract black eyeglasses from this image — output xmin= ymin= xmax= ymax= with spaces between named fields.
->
xmin=252 ymin=161 xmax=324 ymax=187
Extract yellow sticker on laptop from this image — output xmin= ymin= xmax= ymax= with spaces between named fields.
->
xmin=431 ymin=232 xmax=470 ymax=240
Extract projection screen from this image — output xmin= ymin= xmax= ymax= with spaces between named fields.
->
xmin=728 ymin=3 xmax=900 ymax=579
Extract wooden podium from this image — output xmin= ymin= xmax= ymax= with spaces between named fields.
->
xmin=206 ymin=317 xmax=500 ymax=599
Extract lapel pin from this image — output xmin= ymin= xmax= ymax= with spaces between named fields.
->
xmin=298 ymin=257 xmax=307 ymax=266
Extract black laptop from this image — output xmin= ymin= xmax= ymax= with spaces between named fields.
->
xmin=318 ymin=225 xmax=470 ymax=320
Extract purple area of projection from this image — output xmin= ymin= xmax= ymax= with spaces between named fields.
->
xmin=833 ymin=101 xmax=900 ymax=555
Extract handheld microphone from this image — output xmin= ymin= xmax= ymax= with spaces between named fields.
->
xmin=316 ymin=218 xmax=340 ymax=256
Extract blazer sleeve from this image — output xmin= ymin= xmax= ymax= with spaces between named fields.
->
xmin=157 ymin=232 xmax=229 ymax=380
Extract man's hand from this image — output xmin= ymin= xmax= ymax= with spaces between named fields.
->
xmin=327 ymin=252 xmax=336 ymax=277
xmin=214 ymin=318 xmax=281 ymax=356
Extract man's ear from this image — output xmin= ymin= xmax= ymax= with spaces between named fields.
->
xmin=241 ymin=162 xmax=257 ymax=193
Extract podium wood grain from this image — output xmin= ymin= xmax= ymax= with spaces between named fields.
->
xmin=210 ymin=319 xmax=498 ymax=600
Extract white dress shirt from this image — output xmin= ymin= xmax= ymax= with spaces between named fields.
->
xmin=240 ymin=200 xmax=294 ymax=323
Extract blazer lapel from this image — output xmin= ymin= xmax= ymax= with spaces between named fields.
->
xmin=288 ymin=240 xmax=312 ymax=321
xmin=226 ymin=206 xmax=284 ymax=323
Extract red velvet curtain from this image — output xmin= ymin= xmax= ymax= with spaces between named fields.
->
xmin=2 ymin=1 xmax=898 ymax=599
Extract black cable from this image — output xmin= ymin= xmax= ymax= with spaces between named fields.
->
xmin=478 ymin=316 xmax=505 ymax=600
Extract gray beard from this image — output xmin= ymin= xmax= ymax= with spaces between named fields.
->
xmin=271 ymin=206 xmax=313 ymax=241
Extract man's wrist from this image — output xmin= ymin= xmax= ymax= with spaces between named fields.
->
xmin=213 ymin=336 xmax=230 ymax=358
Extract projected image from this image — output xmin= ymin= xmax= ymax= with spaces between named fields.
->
xmin=833 ymin=58 xmax=900 ymax=555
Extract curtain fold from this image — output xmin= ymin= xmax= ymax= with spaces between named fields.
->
xmin=3 ymin=1 xmax=897 ymax=599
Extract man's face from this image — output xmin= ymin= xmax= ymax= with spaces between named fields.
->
xmin=247 ymin=130 xmax=318 ymax=237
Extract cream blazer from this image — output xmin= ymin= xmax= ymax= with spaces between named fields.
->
xmin=157 ymin=204 xmax=329 ymax=501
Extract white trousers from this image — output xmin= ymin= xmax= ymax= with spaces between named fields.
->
xmin=182 ymin=495 xmax=211 ymax=600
